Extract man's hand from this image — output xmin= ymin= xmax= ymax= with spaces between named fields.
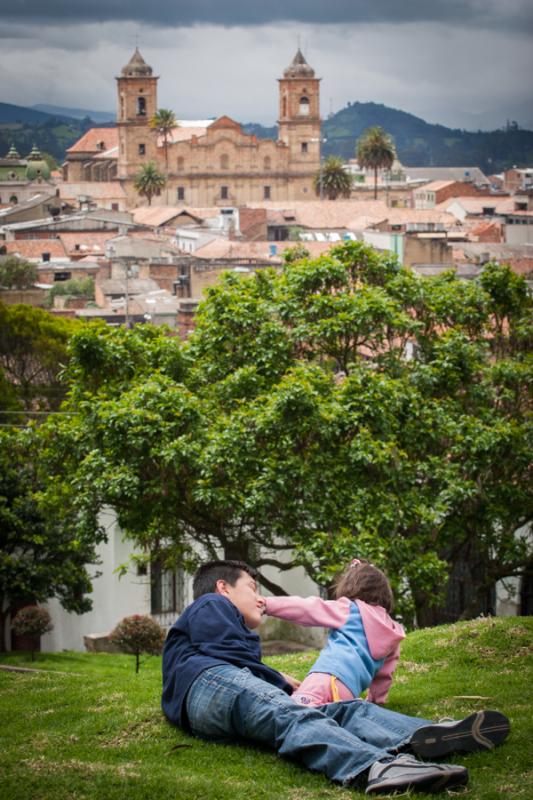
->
xmin=280 ymin=672 xmax=301 ymax=690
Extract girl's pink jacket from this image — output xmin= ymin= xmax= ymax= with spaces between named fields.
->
xmin=264 ymin=595 xmax=405 ymax=704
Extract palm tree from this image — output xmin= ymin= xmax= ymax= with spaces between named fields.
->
xmin=133 ymin=162 xmax=166 ymax=206
xmin=149 ymin=108 xmax=177 ymax=171
xmin=355 ymin=126 xmax=396 ymax=200
xmin=314 ymin=156 xmax=353 ymax=200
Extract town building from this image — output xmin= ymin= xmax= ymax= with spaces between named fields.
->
xmin=63 ymin=48 xmax=322 ymax=209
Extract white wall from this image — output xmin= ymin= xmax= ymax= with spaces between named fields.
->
xmin=41 ymin=508 xmax=150 ymax=651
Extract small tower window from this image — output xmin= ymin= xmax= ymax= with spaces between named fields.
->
xmin=137 ymin=96 xmax=146 ymax=116
xmin=282 ymin=96 xmax=287 ymax=117
xmin=138 ymin=143 xmax=146 ymax=155
xmin=220 ymin=186 xmax=229 ymax=200
xmin=263 ymin=186 xmax=271 ymax=200
xmin=299 ymin=96 xmax=310 ymax=115
xmin=220 ymin=154 xmax=229 ymax=170
xmin=301 ymin=142 xmax=308 ymax=154
xmin=177 ymin=156 xmax=184 ymax=171
xmin=263 ymin=156 xmax=271 ymax=171
xmin=177 ymin=187 xmax=185 ymax=201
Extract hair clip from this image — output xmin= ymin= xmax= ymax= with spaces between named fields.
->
xmin=350 ymin=559 xmax=361 ymax=567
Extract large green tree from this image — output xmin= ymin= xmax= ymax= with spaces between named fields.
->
xmin=0 ymin=428 xmax=104 ymax=651
xmin=356 ymin=126 xmax=396 ymax=199
xmin=314 ymin=156 xmax=353 ymax=200
xmin=133 ymin=162 xmax=166 ymax=206
xmin=40 ymin=245 xmax=533 ymax=623
xmin=0 ymin=256 xmax=37 ymax=290
xmin=0 ymin=302 xmax=80 ymax=410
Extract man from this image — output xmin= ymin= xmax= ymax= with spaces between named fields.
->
xmin=162 ymin=560 xmax=509 ymax=794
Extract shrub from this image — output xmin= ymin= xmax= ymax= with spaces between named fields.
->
xmin=11 ymin=605 xmax=53 ymax=661
xmin=110 ymin=614 xmax=165 ymax=673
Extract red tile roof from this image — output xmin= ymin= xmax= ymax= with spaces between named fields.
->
xmin=67 ymin=128 xmax=118 ymax=154
xmin=5 ymin=239 xmax=67 ymax=260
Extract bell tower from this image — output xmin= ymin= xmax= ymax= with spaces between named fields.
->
xmin=278 ymin=49 xmax=321 ymax=170
xmin=116 ymin=48 xmax=159 ymax=179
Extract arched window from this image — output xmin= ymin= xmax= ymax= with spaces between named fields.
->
xmin=282 ymin=96 xmax=287 ymax=117
xmin=9 ymin=195 xmax=18 ymax=204
xmin=177 ymin=156 xmax=184 ymax=171
xmin=299 ymin=96 xmax=310 ymax=115
xmin=263 ymin=156 xmax=271 ymax=171
xmin=220 ymin=154 xmax=229 ymax=170
xmin=137 ymin=96 xmax=146 ymax=116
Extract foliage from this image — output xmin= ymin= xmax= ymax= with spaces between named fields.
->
xmin=133 ymin=162 xmax=166 ymax=206
xmin=0 ymin=427 xmax=104 ymax=651
xmin=46 ymin=277 xmax=95 ymax=307
xmin=314 ymin=156 xmax=353 ymax=200
xmin=0 ymin=302 xmax=80 ymax=410
xmin=149 ymin=108 xmax=177 ymax=170
xmin=110 ymin=614 xmax=165 ymax=673
xmin=39 ymin=244 xmax=533 ymax=623
xmin=356 ymin=126 xmax=396 ymax=199
xmin=0 ymin=617 xmax=531 ymax=800
xmin=0 ymin=256 xmax=37 ymax=290
xmin=283 ymin=244 xmax=311 ymax=264
xmin=11 ymin=605 xmax=53 ymax=661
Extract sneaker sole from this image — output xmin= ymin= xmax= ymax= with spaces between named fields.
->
xmin=367 ymin=766 xmax=468 ymax=794
xmin=410 ymin=710 xmax=510 ymax=759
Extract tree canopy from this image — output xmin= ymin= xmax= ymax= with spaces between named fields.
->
xmin=40 ymin=244 xmax=533 ymax=623
xmin=0 ymin=256 xmax=37 ymax=290
xmin=0 ymin=427 xmax=104 ymax=650
xmin=314 ymin=156 xmax=353 ymax=200
xmin=355 ymin=126 xmax=396 ymax=199
xmin=133 ymin=162 xmax=166 ymax=206
xmin=149 ymin=108 xmax=177 ymax=170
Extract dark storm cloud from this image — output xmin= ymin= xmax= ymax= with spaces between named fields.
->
xmin=1 ymin=0 xmax=532 ymax=34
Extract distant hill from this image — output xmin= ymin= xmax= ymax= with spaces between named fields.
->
xmin=247 ymin=102 xmax=533 ymax=173
xmin=0 ymin=101 xmax=77 ymax=126
xmin=32 ymin=104 xmax=115 ymax=123
xmin=2 ymin=99 xmax=532 ymax=173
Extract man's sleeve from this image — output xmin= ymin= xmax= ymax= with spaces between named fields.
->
xmin=264 ymin=595 xmax=351 ymax=629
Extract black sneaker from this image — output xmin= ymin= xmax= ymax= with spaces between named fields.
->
xmin=410 ymin=710 xmax=510 ymax=758
xmin=366 ymin=754 xmax=468 ymax=795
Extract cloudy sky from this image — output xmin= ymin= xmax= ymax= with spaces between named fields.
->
xmin=1 ymin=1 xmax=532 ymax=130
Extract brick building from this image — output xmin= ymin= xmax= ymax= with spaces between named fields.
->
xmin=64 ymin=48 xmax=322 ymax=209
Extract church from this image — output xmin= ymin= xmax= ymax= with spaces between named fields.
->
xmin=64 ymin=48 xmax=322 ymax=208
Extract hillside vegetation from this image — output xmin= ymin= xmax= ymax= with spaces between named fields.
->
xmin=0 ymin=616 xmax=531 ymax=800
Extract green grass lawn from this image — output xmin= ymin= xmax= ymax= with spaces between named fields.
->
xmin=0 ymin=617 xmax=531 ymax=799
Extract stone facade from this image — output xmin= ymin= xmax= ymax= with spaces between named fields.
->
xmin=65 ymin=48 xmax=322 ymax=208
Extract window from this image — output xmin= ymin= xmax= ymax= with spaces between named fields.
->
xmin=220 ymin=154 xmax=229 ymax=170
xmin=221 ymin=185 xmax=229 ymax=200
xmin=177 ymin=156 xmax=184 ymax=171
xmin=54 ymin=271 xmax=71 ymax=281
xmin=282 ymin=96 xmax=287 ymax=117
xmin=138 ymin=143 xmax=146 ymax=155
xmin=301 ymin=142 xmax=308 ymax=154
xmin=177 ymin=186 xmax=185 ymax=201
xmin=299 ymin=96 xmax=310 ymax=115
xmin=263 ymin=186 xmax=271 ymax=200
xmin=150 ymin=562 xmax=185 ymax=615
xmin=111 ymin=203 xmax=119 ymax=211
xmin=137 ymin=96 xmax=146 ymax=116
xmin=9 ymin=195 xmax=18 ymax=204
xmin=263 ymin=156 xmax=271 ymax=171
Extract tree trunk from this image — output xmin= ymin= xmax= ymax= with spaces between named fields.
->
xmin=413 ymin=546 xmax=496 ymax=627
xmin=374 ymin=166 xmax=378 ymax=200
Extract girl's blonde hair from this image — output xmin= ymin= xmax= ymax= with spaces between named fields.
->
xmin=334 ymin=559 xmax=394 ymax=613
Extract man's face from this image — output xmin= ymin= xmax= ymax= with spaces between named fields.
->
xmin=216 ymin=571 xmax=264 ymax=629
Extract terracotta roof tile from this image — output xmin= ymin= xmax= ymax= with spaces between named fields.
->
xmin=67 ymin=128 xmax=118 ymax=154
xmin=5 ymin=238 xmax=67 ymax=260
xmin=59 ymin=232 xmax=117 ymax=255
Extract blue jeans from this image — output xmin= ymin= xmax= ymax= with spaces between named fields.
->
xmin=185 ymin=665 xmax=431 ymax=785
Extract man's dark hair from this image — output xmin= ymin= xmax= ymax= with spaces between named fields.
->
xmin=192 ymin=560 xmax=258 ymax=600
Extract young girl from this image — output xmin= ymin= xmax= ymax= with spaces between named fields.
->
xmin=263 ymin=559 xmax=405 ymax=706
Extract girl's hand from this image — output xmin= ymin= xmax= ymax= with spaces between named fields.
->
xmin=280 ymin=672 xmax=301 ymax=690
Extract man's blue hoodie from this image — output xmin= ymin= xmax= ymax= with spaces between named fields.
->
xmin=162 ymin=593 xmax=292 ymax=729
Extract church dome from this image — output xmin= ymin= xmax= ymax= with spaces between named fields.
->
xmin=283 ymin=49 xmax=315 ymax=79
xmin=121 ymin=48 xmax=153 ymax=77
xmin=6 ymin=144 xmax=21 ymax=160
xmin=25 ymin=144 xmax=51 ymax=180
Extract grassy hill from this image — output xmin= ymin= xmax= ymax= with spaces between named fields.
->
xmin=0 ymin=616 xmax=531 ymax=800
xmin=246 ymin=102 xmax=533 ymax=173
